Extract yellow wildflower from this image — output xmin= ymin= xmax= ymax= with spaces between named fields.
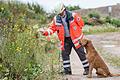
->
xmin=16 ymin=47 xmax=22 ymax=52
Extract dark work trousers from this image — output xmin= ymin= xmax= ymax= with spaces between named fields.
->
xmin=62 ymin=37 xmax=89 ymax=73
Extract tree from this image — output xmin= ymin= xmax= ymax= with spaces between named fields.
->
xmin=66 ymin=5 xmax=81 ymax=11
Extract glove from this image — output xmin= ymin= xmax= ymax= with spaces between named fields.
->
xmin=38 ymin=28 xmax=48 ymax=36
xmin=42 ymin=31 xmax=48 ymax=36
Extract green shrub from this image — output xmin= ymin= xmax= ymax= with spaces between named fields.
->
xmin=88 ymin=12 xmax=100 ymax=19
xmin=87 ymin=12 xmax=104 ymax=25
xmin=82 ymin=17 xmax=89 ymax=24
xmin=66 ymin=5 xmax=81 ymax=11
xmin=82 ymin=17 xmax=95 ymax=26
xmin=105 ymin=16 xmax=112 ymax=23
xmin=111 ymin=19 xmax=120 ymax=27
xmin=83 ymin=24 xmax=120 ymax=34
xmin=105 ymin=16 xmax=120 ymax=27
xmin=0 ymin=1 xmax=61 ymax=80
xmin=0 ymin=28 xmax=60 ymax=80
xmin=1 ymin=31 xmax=35 ymax=79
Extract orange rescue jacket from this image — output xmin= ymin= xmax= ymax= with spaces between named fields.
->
xmin=43 ymin=11 xmax=84 ymax=50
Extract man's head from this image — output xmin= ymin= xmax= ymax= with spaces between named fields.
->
xmin=55 ymin=3 xmax=66 ymax=16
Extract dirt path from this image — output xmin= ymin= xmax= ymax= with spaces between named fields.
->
xmin=64 ymin=32 xmax=120 ymax=80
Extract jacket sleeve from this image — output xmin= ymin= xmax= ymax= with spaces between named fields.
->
xmin=43 ymin=18 xmax=57 ymax=36
xmin=74 ymin=13 xmax=84 ymax=29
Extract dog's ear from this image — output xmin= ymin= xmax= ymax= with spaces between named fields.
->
xmin=80 ymin=38 xmax=88 ymax=46
xmin=87 ymin=39 xmax=93 ymax=47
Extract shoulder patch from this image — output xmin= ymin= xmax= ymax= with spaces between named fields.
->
xmin=77 ymin=17 xmax=81 ymax=21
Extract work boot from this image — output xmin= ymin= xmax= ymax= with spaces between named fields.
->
xmin=60 ymin=70 xmax=72 ymax=75
xmin=64 ymin=71 xmax=72 ymax=75
xmin=83 ymin=68 xmax=89 ymax=75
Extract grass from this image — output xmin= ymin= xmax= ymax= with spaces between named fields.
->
xmin=0 ymin=1 xmax=62 ymax=79
xmin=0 ymin=29 xmax=61 ymax=80
xmin=83 ymin=24 xmax=120 ymax=35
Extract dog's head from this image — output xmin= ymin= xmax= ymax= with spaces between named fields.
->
xmin=80 ymin=39 xmax=91 ymax=47
xmin=80 ymin=39 xmax=88 ymax=46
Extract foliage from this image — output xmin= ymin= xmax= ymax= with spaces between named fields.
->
xmin=0 ymin=29 xmax=60 ymax=80
xmin=88 ymin=11 xmax=100 ymax=19
xmin=82 ymin=17 xmax=89 ymax=25
xmin=105 ymin=16 xmax=111 ymax=23
xmin=110 ymin=19 xmax=120 ymax=27
xmin=82 ymin=12 xmax=120 ymax=27
xmin=1 ymin=31 xmax=35 ymax=80
xmin=66 ymin=5 xmax=81 ymax=11
xmin=83 ymin=24 xmax=120 ymax=34
xmin=105 ymin=16 xmax=120 ymax=27
xmin=27 ymin=3 xmax=45 ymax=14
xmin=82 ymin=12 xmax=105 ymax=26
xmin=0 ymin=1 xmax=61 ymax=80
xmin=86 ymin=12 xmax=120 ymax=27
xmin=27 ymin=3 xmax=47 ymax=23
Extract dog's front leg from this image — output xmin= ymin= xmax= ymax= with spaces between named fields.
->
xmin=87 ymin=63 xmax=93 ymax=78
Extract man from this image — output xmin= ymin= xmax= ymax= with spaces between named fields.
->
xmin=37 ymin=4 xmax=89 ymax=75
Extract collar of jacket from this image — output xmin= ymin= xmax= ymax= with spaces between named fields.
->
xmin=55 ymin=10 xmax=74 ymax=25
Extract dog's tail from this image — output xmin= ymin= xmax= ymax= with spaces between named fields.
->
xmin=110 ymin=73 xmax=120 ymax=77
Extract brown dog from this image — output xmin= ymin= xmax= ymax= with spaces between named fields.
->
xmin=80 ymin=39 xmax=120 ymax=78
